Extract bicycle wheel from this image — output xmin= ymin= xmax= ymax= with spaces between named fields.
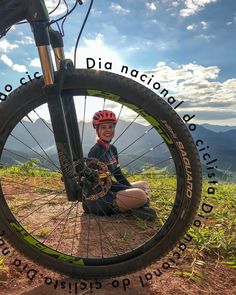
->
xmin=0 ymin=69 xmax=202 ymax=279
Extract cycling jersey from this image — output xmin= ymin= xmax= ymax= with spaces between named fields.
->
xmin=88 ymin=139 xmax=132 ymax=192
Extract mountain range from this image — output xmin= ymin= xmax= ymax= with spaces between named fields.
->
xmin=202 ymin=123 xmax=236 ymax=133
xmin=2 ymin=119 xmax=236 ymax=181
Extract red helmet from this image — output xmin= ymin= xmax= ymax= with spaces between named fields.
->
xmin=92 ymin=110 xmax=117 ymax=128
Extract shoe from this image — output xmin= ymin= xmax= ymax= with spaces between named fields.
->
xmin=143 ymin=198 xmax=150 ymax=208
xmin=130 ymin=207 xmax=157 ymax=221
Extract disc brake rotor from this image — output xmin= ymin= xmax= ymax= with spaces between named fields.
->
xmin=78 ymin=158 xmax=112 ymax=200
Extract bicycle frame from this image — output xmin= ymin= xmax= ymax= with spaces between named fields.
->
xmin=29 ymin=0 xmax=84 ymax=201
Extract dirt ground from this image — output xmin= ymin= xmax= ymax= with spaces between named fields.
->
xmin=0 ymin=180 xmax=235 ymax=294
xmin=0 ymin=249 xmax=235 ymax=295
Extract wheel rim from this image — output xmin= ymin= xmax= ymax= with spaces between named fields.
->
xmin=0 ymin=87 xmax=185 ymax=267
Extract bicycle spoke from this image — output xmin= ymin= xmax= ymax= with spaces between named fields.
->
xmin=29 ymin=201 xmax=78 ymax=236
xmin=95 ymin=197 xmax=153 ymax=243
xmin=134 ymin=157 xmax=173 ymax=174
xmin=11 ymin=191 xmax=65 ymax=210
xmin=71 ymin=201 xmax=80 ymax=255
xmin=92 ymin=208 xmax=121 ymax=257
xmin=97 ymin=214 xmax=104 ymax=258
xmin=86 ymin=214 xmax=91 ymax=258
xmin=1 ymin=176 xmax=63 ymax=194
xmin=123 ymin=142 xmax=165 ymax=169
xmin=18 ymin=192 xmax=63 ymax=222
xmin=94 ymin=201 xmax=144 ymax=250
xmin=118 ymin=126 xmax=155 ymax=155
xmin=20 ymin=120 xmax=60 ymax=171
xmin=33 ymin=110 xmax=53 ymax=133
xmin=81 ymin=96 xmax=87 ymax=144
xmin=3 ymin=190 xmax=44 ymax=196
xmin=6 ymin=133 xmax=59 ymax=171
xmin=116 ymin=104 xmax=124 ymax=122
xmin=0 ymin=87 xmax=184 ymax=271
xmin=31 ymin=204 xmax=80 ymax=249
xmin=95 ymin=216 xmax=121 ymax=257
xmin=2 ymin=148 xmax=55 ymax=171
xmin=55 ymin=202 xmax=75 ymax=251
xmin=84 ymin=113 xmax=141 ymax=171
xmin=113 ymin=113 xmax=140 ymax=144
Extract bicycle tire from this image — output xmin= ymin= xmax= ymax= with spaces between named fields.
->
xmin=0 ymin=69 xmax=202 ymax=279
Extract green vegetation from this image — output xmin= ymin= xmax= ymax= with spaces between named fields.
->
xmin=0 ymin=163 xmax=235 ymax=278
xmin=191 ymin=182 xmax=235 ymax=258
xmin=0 ymin=258 xmax=8 ymax=271
xmin=35 ymin=228 xmax=50 ymax=239
xmin=0 ymin=158 xmax=59 ymax=177
xmin=130 ymin=169 xmax=236 ymax=277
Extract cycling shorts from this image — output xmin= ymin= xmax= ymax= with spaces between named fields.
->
xmin=82 ymin=191 xmax=120 ymax=216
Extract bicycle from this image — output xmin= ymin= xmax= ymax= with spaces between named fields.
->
xmin=0 ymin=0 xmax=202 ymax=279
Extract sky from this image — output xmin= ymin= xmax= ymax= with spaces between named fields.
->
xmin=0 ymin=0 xmax=236 ymax=126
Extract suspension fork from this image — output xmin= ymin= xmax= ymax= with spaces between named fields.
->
xmin=28 ymin=0 xmax=84 ymax=201
xmin=49 ymin=28 xmax=84 ymax=164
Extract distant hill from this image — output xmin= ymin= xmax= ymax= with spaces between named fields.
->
xmin=193 ymin=125 xmax=236 ymax=173
xmin=2 ymin=119 xmax=167 ymax=172
xmin=2 ymin=119 xmax=236 ymax=181
xmin=202 ymin=123 xmax=236 ymax=133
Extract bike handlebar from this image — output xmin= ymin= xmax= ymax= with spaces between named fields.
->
xmin=0 ymin=0 xmax=83 ymax=37
xmin=0 ymin=0 xmax=28 ymax=36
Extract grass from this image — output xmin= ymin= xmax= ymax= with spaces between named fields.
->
xmin=0 ymin=163 xmax=235 ymax=280
xmin=35 ymin=228 xmax=51 ymax=239
xmin=173 ymin=180 xmax=236 ymax=283
xmin=0 ymin=258 xmax=8 ymax=271
xmin=130 ymin=170 xmax=236 ymax=281
xmin=0 ymin=159 xmax=61 ymax=178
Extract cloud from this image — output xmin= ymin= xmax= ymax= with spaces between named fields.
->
xmin=147 ymin=62 xmax=220 ymax=83
xmin=201 ymin=21 xmax=208 ymax=29
xmin=29 ymin=58 xmax=41 ymax=67
xmin=0 ymin=39 xmax=18 ymax=52
xmin=45 ymin=0 xmax=69 ymax=16
xmin=182 ymin=63 xmax=220 ymax=79
xmin=15 ymin=36 xmax=35 ymax=45
xmin=186 ymin=21 xmax=208 ymax=31
xmin=183 ymin=100 xmax=236 ymax=108
xmin=186 ymin=24 xmax=197 ymax=30
xmin=0 ymin=55 xmax=12 ymax=67
xmin=146 ymin=2 xmax=157 ymax=11
xmin=12 ymin=64 xmax=27 ymax=72
xmin=66 ymin=33 xmax=125 ymax=71
xmin=0 ymin=54 xmax=27 ymax=72
xmin=54 ymin=34 xmax=128 ymax=122
xmin=226 ymin=15 xmax=236 ymax=25
xmin=172 ymin=1 xmax=179 ymax=7
xmin=144 ymin=62 xmax=236 ymax=121
xmin=156 ymin=61 xmax=166 ymax=67
xmin=28 ymin=33 xmax=125 ymax=71
xmin=180 ymin=0 xmax=217 ymax=17
xmin=178 ymin=109 xmax=236 ymax=121
xmin=91 ymin=8 xmax=102 ymax=16
xmin=197 ymin=33 xmax=215 ymax=41
xmin=110 ymin=3 xmax=130 ymax=15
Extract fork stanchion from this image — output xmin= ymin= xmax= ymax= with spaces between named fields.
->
xmin=49 ymin=28 xmax=65 ymax=70
xmin=37 ymin=45 xmax=55 ymax=85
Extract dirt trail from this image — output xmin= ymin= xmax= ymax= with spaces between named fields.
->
xmin=0 ymin=251 xmax=235 ymax=295
xmin=0 ymin=180 xmax=235 ymax=294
